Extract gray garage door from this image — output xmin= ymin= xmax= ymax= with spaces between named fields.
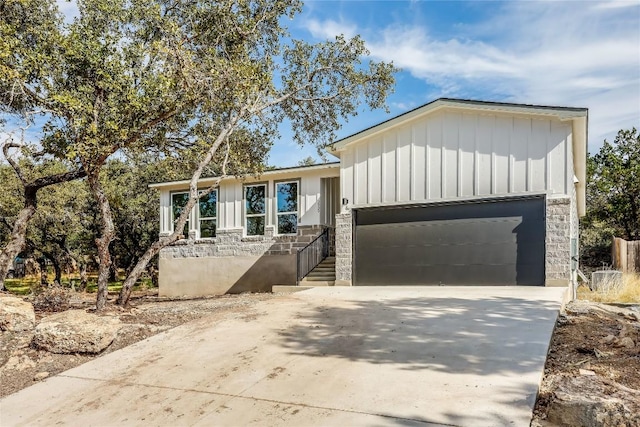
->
xmin=354 ymin=197 xmax=545 ymax=286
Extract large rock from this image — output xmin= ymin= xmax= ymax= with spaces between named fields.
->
xmin=33 ymin=310 xmax=121 ymax=354
xmin=546 ymin=376 xmax=640 ymax=427
xmin=0 ymin=296 xmax=36 ymax=332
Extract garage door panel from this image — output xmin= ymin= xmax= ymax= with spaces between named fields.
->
xmin=354 ymin=240 xmax=523 ymax=266
xmin=361 ymin=264 xmax=521 ymax=285
xmin=354 ymin=197 xmax=545 ymax=286
xmin=359 ymin=219 xmax=523 ymax=247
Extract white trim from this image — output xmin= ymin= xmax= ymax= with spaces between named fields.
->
xmin=244 ymin=183 xmax=267 ymax=236
xmin=197 ymin=189 xmax=218 ymax=239
xmin=275 ymin=180 xmax=300 ymax=236
xmin=149 ymin=163 xmax=339 ymax=190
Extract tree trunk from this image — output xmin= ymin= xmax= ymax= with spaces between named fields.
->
xmin=0 ymin=192 xmax=37 ymax=290
xmin=117 ymin=120 xmax=236 ymax=306
xmin=86 ymin=169 xmax=115 ymax=310
xmin=52 ymin=258 xmax=62 ymax=285
xmin=0 ymin=144 xmax=86 ymax=291
xmin=40 ymin=250 xmax=62 ymax=285
xmin=117 ymin=237 xmax=179 ymax=305
xmin=37 ymin=258 xmax=48 ymax=286
xmin=109 ymin=261 xmax=118 ymax=282
xmin=79 ymin=263 xmax=88 ymax=291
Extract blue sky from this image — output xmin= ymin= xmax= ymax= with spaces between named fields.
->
xmin=274 ymin=0 xmax=640 ymax=167
xmin=8 ymin=0 xmax=640 ymax=168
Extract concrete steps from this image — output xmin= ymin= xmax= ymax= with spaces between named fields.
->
xmin=301 ymin=257 xmax=335 ymax=286
xmin=272 ymin=257 xmax=336 ymax=293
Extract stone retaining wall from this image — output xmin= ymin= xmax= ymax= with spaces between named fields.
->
xmin=160 ymin=225 xmax=329 ymax=259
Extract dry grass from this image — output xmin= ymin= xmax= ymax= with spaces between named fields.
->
xmin=578 ymin=272 xmax=640 ymax=303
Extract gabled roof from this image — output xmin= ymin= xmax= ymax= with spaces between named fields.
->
xmin=328 ymin=97 xmax=589 ymax=216
xmin=329 ymin=98 xmax=588 ymax=152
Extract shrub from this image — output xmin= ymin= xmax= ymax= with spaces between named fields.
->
xmin=579 ymin=273 xmax=640 ymax=303
xmin=32 ymin=283 xmax=71 ymax=312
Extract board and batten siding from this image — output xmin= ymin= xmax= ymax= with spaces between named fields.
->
xmin=157 ymin=167 xmax=340 ymax=235
xmin=340 ymin=110 xmax=573 ymax=207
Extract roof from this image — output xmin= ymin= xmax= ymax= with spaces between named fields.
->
xmin=328 ymin=97 xmax=588 ymax=217
xmin=148 ymin=161 xmax=340 ymax=190
xmin=330 ymin=98 xmax=588 ymax=152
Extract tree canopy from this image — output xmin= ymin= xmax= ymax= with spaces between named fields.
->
xmin=581 ymin=127 xmax=640 ymax=268
xmin=1 ymin=0 xmax=396 ymax=307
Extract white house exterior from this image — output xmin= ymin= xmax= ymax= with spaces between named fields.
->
xmin=152 ymin=98 xmax=588 ymax=297
xmin=152 ymin=163 xmax=340 ymax=296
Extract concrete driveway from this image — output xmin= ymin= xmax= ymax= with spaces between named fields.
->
xmin=0 ymin=286 xmax=566 ymax=427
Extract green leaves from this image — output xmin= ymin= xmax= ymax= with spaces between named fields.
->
xmin=587 ymin=127 xmax=640 ymax=242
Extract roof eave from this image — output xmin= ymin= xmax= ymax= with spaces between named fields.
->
xmin=329 ymin=98 xmax=588 ymax=153
xmin=148 ymin=162 xmax=340 ymax=190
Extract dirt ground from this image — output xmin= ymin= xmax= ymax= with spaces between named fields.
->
xmin=2 ymin=290 xmax=639 ymax=426
xmin=0 ymin=290 xmax=279 ymax=398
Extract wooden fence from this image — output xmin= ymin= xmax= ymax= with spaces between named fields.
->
xmin=612 ymin=237 xmax=640 ymax=273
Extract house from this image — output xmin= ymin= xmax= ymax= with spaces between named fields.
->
xmin=151 ymin=98 xmax=588 ymax=297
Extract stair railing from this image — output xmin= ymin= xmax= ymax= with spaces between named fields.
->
xmin=296 ymin=227 xmax=329 ymax=285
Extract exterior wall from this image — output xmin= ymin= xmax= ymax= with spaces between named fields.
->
xmin=339 ymin=109 xmax=573 ymax=209
xmin=159 ymin=255 xmax=296 ymax=297
xmin=335 ymin=212 xmax=353 ymax=285
xmin=545 ymin=196 xmax=572 ymax=286
xmin=158 ymin=166 xmax=340 ymax=236
xmin=159 ymin=225 xmax=328 ymax=296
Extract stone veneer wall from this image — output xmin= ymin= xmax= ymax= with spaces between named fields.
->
xmin=335 ymin=212 xmax=353 ymax=285
xmin=546 ymin=196 xmax=572 ymax=286
xmin=160 ymin=224 xmax=328 ymax=259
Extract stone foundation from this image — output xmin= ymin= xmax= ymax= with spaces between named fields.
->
xmin=159 ymin=225 xmax=331 ymax=297
xmin=160 ymin=225 xmax=328 ymax=259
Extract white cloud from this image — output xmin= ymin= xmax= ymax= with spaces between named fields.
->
xmin=305 ymin=18 xmax=358 ymax=40
xmin=305 ymin=1 xmax=639 ymax=152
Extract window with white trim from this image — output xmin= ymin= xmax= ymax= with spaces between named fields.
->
xmin=245 ymin=184 xmax=266 ymax=236
xmin=198 ymin=190 xmax=217 ymax=238
xmin=276 ymin=181 xmax=298 ymax=234
xmin=171 ymin=192 xmax=190 ymax=237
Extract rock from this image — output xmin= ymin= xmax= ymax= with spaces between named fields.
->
xmin=616 ymin=337 xmax=635 ymax=349
xmin=547 ymin=376 xmax=640 ymax=427
xmin=34 ymin=372 xmax=49 ymax=381
xmin=601 ymin=334 xmax=616 ymax=345
xmin=33 ymin=310 xmax=121 ymax=354
xmin=579 ymin=369 xmax=596 ymax=376
xmin=4 ymin=354 xmax=36 ymax=371
xmin=0 ymin=296 xmax=36 ymax=332
xmin=618 ymin=325 xmax=629 ymax=338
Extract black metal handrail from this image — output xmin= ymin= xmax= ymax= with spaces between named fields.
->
xmin=296 ymin=227 xmax=329 ymax=285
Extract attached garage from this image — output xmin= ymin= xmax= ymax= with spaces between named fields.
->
xmin=353 ymin=196 xmax=546 ymax=286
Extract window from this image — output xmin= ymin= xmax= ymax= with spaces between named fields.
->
xmin=276 ymin=181 xmax=298 ymax=234
xmin=171 ymin=192 xmax=190 ymax=237
xmin=199 ymin=190 xmax=217 ymax=238
xmin=245 ymin=184 xmax=266 ymax=236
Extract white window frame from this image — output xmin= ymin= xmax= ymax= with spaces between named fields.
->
xmin=244 ymin=183 xmax=267 ymax=236
xmin=197 ymin=189 xmax=218 ymax=239
xmin=275 ymin=180 xmax=299 ymax=235
xmin=170 ymin=191 xmax=191 ymax=237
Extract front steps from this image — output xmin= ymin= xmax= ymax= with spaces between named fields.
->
xmin=271 ymin=257 xmax=336 ymax=293
xmin=300 ymin=257 xmax=335 ymax=286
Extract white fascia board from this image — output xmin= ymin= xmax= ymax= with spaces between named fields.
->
xmin=148 ymin=162 xmax=340 ymax=190
xmin=572 ymin=115 xmax=588 ymax=217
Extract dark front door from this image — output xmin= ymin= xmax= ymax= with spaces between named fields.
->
xmin=353 ymin=197 xmax=545 ymax=286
